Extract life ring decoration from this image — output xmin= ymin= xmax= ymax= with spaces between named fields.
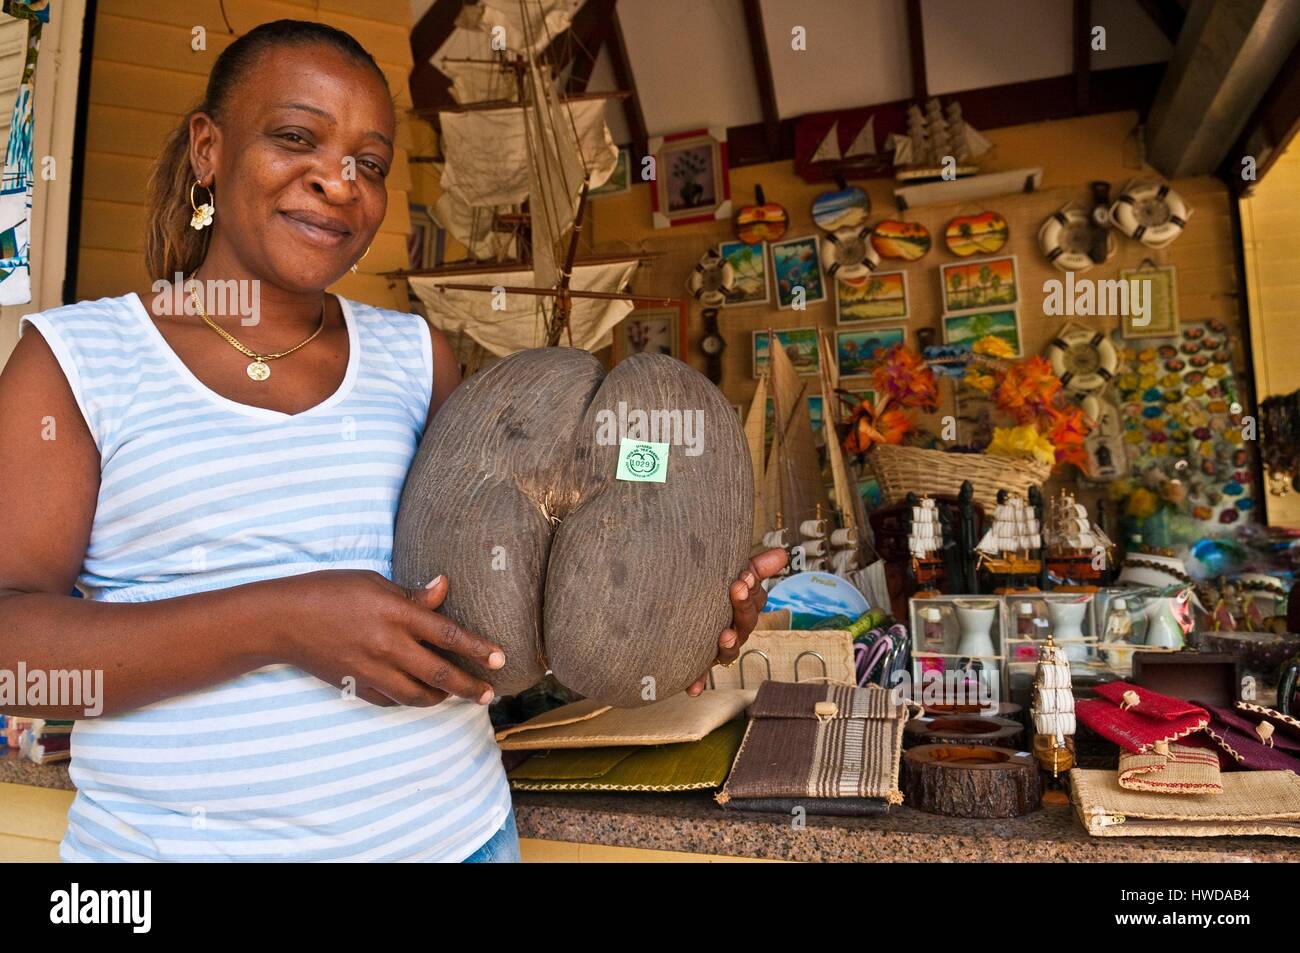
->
xmin=685 ymin=248 xmax=735 ymax=306
xmin=1038 ymin=204 xmax=1112 ymax=272
xmin=1046 ymin=325 xmax=1119 ymax=394
xmin=1109 ymin=180 xmax=1191 ymax=248
xmin=819 ymin=225 xmax=879 ymax=282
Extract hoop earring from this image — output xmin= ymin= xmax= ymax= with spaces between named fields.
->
xmin=350 ymin=244 xmax=371 ymax=274
xmin=190 ymin=180 xmax=214 ymax=231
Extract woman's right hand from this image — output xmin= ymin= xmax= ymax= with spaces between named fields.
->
xmin=269 ymin=570 xmax=505 ymax=709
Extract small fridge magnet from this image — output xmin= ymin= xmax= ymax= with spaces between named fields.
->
xmin=836 ymin=327 xmax=906 ymax=376
xmin=770 ymin=235 xmax=827 ymax=310
xmin=649 ymin=128 xmax=731 ymax=228
xmin=836 ymin=269 xmax=908 ymax=324
xmin=1119 ymin=262 xmax=1179 ymax=339
xmin=752 ymin=327 xmax=821 ymax=378
xmin=940 ymin=255 xmax=1019 ymax=313
xmin=719 ymin=239 xmax=770 ymax=307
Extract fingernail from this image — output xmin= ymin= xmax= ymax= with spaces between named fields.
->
xmin=425 ymin=575 xmax=444 ymax=589
xmin=488 ymin=651 xmax=506 ymax=669
xmin=721 ymin=632 xmax=737 ymax=649
xmin=737 ymin=584 xmax=749 ymax=601
xmin=745 ymin=572 xmax=757 ymax=588
xmin=478 ymin=688 xmax=494 ymax=705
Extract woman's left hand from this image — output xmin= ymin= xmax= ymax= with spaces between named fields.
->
xmin=686 ymin=548 xmax=790 ymax=697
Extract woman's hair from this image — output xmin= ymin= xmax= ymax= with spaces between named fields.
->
xmin=144 ymin=19 xmax=387 ymax=280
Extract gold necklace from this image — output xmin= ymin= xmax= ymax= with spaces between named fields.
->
xmin=188 ymin=286 xmax=325 ymax=381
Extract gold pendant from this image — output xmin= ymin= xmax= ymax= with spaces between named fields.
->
xmin=247 ymin=360 xmax=271 ymax=382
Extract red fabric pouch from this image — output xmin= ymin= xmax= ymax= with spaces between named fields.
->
xmin=1076 ymin=681 xmax=1209 ymax=754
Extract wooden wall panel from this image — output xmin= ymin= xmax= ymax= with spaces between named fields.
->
xmin=75 ymin=1 xmax=416 ymax=309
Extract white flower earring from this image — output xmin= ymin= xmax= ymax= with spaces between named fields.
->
xmin=190 ymin=180 xmax=214 ymax=231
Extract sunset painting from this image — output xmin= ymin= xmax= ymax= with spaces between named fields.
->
xmin=940 ymin=255 xmax=1018 ymax=313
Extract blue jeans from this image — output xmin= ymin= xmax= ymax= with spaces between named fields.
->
xmin=461 ymin=810 xmax=520 ymax=863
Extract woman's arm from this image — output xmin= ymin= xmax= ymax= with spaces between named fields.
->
xmin=0 ymin=329 xmax=503 ymax=719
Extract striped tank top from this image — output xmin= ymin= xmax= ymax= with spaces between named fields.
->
xmin=19 ymin=293 xmax=512 ymax=862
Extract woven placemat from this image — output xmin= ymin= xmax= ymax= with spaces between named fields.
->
xmin=496 ymin=689 xmax=755 ymax=750
xmin=1071 ymin=768 xmax=1300 ymax=837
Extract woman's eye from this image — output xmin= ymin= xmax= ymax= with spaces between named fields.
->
xmin=361 ymin=159 xmax=387 ymax=176
xmin=278 ymin=132 xmax=309 ymax=145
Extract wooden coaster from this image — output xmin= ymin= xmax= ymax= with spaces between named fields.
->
xmin=903 ymin=744 xmax=1043 ymax=818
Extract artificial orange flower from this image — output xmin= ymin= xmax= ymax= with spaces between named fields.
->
xmin=871 ymin=345 xmax=938 ymax=411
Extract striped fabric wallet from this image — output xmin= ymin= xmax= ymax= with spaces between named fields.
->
xmin=715 ymin=682 xmax=919 ymax=808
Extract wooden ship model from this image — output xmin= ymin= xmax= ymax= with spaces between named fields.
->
xmin=906 ymin=494 xmax=945 ymax=589
xmin=974 ymin=489 xmax=1042 ymax=578
xmin=391 ymin=0 xmax=658 ymax=356
xmin=1030 ymin=633 xmax=1076 ymax=777
xmin=886 ymin=98 xmax=992 ymax=182
xmin=1043 ymin=490 xmax=1113 ymax=583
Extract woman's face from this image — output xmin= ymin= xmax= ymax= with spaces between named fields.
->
xmin=195 ymin=43 xmax=395 ymax=292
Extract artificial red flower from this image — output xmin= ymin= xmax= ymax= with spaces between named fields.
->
xmin=871 ymin=345 xmax=938 ymax=411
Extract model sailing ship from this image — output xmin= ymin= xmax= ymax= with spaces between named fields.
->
xmin=394 ymin=0 xmax=654 ymax=356
xmin=974 ymin=490 xmax=1042 ymax=577
xmin=907 ymin=495 xmax=945 ymax=588
xmin=886 ymin=98 xmax=993 ymax=182
xmin=1043 ymin=490 xmax=1113 ymax=583
xmin=1031 ymin=634 xmax=1076 ymax=777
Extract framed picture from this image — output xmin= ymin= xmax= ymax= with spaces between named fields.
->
xmin=939 ymin=255 xmax=1019 ymax=314
xmin=836 ymin=269 xmax=908 ymax=324
xmin=942 ymin=308 xmax=1023 ymax=356
xmin=406 ymin=202 xmax=441 ymax=270
xmin=763 ymin=394 xmax=827 ymax=453
xmin=590 ymin=146 xmax=631 ymax=198
xmin=649 ymin=128 xmax=731 ymax=228
xmin=613 ymin=303 xmax=689 ymax=363
xmin=752 ymin=327 xmax=820 ymax=378
xmin=770 ymin=235 xmax=827 ymax=310
xmin=1119 ymin=264 xmax=1179 ymax=338
xmin=719 ymin=240 xmax=769 ymax=307
xmin=836 ymin=327 xmax=905 ymax=377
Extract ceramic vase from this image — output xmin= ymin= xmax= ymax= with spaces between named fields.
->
xmin=953 ymin=602 xmax=1000 ymax=703
xmin=1047 ymin=600 xmax=1090 ymax=664
xmin=1144 ymin=596 xmax=1187 ymax=650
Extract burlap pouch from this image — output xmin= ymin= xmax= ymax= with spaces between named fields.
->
xmin=716 ymin=682 xmax=919 ymax=807
xmin=1117 ymin=741 xmax=1222 ymax=795
xmin=1071 ymin=768 xmax=1300 ymax=837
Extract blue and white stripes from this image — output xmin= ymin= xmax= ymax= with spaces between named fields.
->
xmin=19 ymin=293 xmax=511 ymax=862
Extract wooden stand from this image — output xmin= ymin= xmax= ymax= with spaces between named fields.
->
xmin=902 ymin=744 xmax=1043 ymax=818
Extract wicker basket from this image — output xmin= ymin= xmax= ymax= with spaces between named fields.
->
xmin=866 ymin=444 xmax=1052 ymax=510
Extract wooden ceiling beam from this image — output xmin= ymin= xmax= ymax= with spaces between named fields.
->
xmin=905 ymin=0 xmax=927 ymax=101
xmin=607 ymin=1 xmax=648 ymax=163
xmin=1073 ymin=0 xmax=1092 ymax=112
xmin=1136 ymin=0 xmax=1186 ymax=43
xmin=741 ymin=0 xmax=781 ymax=160
xmin=409 ymin=0 xmax=465 ymax=118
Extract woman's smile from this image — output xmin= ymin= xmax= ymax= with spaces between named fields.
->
xmin=278 ymin=207 xmax=354 ymax=249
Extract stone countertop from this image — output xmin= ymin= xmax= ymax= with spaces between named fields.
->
xmin=0 ymin=750 xmax=72 ymax=790
xmin=512 ymin=790 xmax=1297 ymax=862
xmin=6 ymin=752 xmax=1292 ymax=861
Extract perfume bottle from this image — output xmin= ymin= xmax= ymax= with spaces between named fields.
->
xmin=1103 ymin=598 xmax=1135 ymax=672
xmin=1013 ymin=602 xmax=1038 ymax=661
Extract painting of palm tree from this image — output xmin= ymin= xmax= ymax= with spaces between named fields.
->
xmin=836 ymin=270 xmax=908 ymax=323
xmin=942 ymin=308 xmax=1022 ymax=356
xmin=720 ymin=240 xmax=769 ymax=306
xmin=940 ymin=255 xmax=1018 ymax=312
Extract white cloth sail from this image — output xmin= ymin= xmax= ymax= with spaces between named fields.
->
xmin=844 ymin=116 xmax=875 ymax=158
xmin=408 ymin=259 xmax=637 ymax=356
xmin=438 ymin=98 xmax=617 ymax=211
xmin=476 ymin=0 xmax=582 ymax=54
xmin=432 ymin=190 xmax=517 ymax=261
xmin=811 ymin=120 xmax=841 ymax=163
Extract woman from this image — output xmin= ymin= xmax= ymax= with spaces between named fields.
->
xmin=0 ymin=20 xmax=783 ymax=862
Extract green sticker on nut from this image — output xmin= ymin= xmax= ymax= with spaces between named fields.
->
xmin=616 ymin=438 xmax=668 ymax=483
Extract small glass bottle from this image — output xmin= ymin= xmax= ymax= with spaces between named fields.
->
xmin=1013 ymin=602 xmax=1038 ymax=660
xmin=1103 ymin=598 xmax=1135 ymax=673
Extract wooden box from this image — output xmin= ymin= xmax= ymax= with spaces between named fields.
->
xmin=1131 ymin=651 xmax=1241 ymax=708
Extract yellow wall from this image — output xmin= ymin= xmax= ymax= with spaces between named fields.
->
xmin=75 ymin=0 xmax=414 ymax=309
xmin=1241 ymin=139 xmax=1300 ymax=527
